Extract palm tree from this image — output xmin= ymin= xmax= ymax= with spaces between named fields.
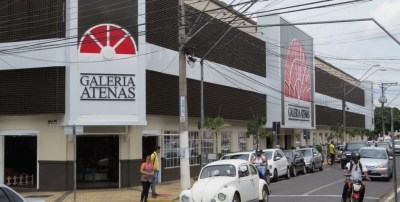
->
xmin=246 ymin=115 xmax=271 ymax=149
xmin=330 ymin=123 xmax=345 ymax=144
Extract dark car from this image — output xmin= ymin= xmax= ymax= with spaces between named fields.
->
xmin=340 ymin=141 xmax=369 ymax=169
xmin=283 ymin=150 xmax=306 ymax=176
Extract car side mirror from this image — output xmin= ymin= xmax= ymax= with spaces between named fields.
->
xmin=313 ymin=153 xmax=317 ymax=156
xmin=389 ymin=156 xmax=394 ymax=160
xmin=274 ymin=157 xmax=281 ymax=161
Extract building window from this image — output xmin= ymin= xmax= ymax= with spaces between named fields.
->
xmin=221 ymin=131 xmax=232 ymax=155
xmin=203 ymin=131 xmax=214 ymax=163
xmin=312 ymin=133 xmax=316 ymax=146
xmin=295 ymin=135 xmax=300 ymax=147
xmin=238 ymin=132 xmax=247 ymax=152
xmin=325 ymin=133 xmax=329 ymax=144
xmin=319 ymin=133 xmax=323 ymax=145
xmin=189 ymin=131 xmax=199 ymax=165
xmin=164 ymin=131 xmax=180 ymax=168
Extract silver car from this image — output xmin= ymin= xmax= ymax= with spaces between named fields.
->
xmin=298 ymin=148 xmax=323 ymax=173
xmin=0 ymin=184 xmax=45 ymax=202
xmin=359 ymin=147 xmax=393 ymax=181
xmin=394 ymin=140 xmax=400 ymax=154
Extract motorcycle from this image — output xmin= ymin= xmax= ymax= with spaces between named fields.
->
xmin=344 ymin=173 xmax=366 ymax=202
xmin=254 ymin=164 xmax=271 ymax=185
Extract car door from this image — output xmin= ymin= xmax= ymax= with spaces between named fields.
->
xmin=238 ymin=164 xmax=255 ymax=202
xmin=313 ymin=149 xmax=322 ymax=167
xmin=249 ymin=164 xmax=260 ymax=200
xmin=277 ymin=150 xmax=286 ymax=175
xmin=294 ymin=152 xmax=301 ymax=169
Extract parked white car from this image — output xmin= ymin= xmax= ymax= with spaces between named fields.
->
xmin=220 ymin=151 xmax=255 ymax=162
xmin=179 ymin=159 xmax=270 ymax=202
xmin=0 ymin=184 xmax=45 ymax=202
xmin=262 ymin=149 xmax=290 ymax=182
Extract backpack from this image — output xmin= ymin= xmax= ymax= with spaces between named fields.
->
xmin=349 ymin=160 xmax=363 ymax=173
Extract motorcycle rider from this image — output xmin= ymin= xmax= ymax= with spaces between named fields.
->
xmin=251 ymin=148 xmax=268 ymax=181
xmin=341 ymin=151 xmax=371 ymax=202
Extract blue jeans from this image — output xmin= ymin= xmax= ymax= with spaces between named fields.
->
xmin=258 ymin=167 xmax=267 ymax=181
xmin=151 ymin=170 xmax=159 ymax=195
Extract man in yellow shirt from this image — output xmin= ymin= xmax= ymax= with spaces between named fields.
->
xmin=329 ymin=141 xmax=336 ymax=166
xmin=151 ymin=146 xmax=161 ymax=198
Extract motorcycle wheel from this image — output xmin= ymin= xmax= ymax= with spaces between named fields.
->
xmin=265 ymin=173 xmax=270 ymax=185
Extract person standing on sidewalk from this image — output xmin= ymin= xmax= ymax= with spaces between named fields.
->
xmin=150 ymin=145 xmax=160 ymax=198
xmin=329 ymin=141 xmax=336 ymax=166
xmin=140 ymin=155 xmax=154 ymax=202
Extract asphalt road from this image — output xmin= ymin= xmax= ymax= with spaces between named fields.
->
xmin=268 ymin=156 xmax=400 ymax=202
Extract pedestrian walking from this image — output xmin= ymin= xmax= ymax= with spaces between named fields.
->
xmin=140 ymin=155 xmax=154 ymax=202
xmin=329 ymin=141 xmax=336 ymax=166
xmin=150 ymin=145 xmax=161 ymax=198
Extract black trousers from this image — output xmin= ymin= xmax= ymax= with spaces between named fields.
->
xmin=141 ymin=181 xmax=151 ymax=202
xmin=330 ymin=154 xmax=335 ymax=165
xmin=342 ymin=182 xmax=365 ymax=202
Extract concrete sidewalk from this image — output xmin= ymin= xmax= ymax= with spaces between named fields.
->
xmin=17 ymin=179 xmax=193 ymax=202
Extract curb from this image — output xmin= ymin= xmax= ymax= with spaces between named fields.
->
xmin=148 ymin=195 xmax=179 ymax=202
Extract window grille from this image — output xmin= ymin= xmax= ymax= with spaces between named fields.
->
xmin=189 ymin=131 xmax=199 ymax=165
xmin=221 ymin=131 xmax=231 ymax=155
xmin=238 ymin=132 xmax=247 ymax=152
xmin=203 ymin=131 xmax=214 ymax=163
xmin=164 ymin=131 xmax=179 ymax=168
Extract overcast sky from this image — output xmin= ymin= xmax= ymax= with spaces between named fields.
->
xmin=222 ymin=0 xmax=400 ymax=109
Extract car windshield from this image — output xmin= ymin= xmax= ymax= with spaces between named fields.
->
xmin=347 ymin=143 xmax=367 ymax=151
xmin=200 ymin=165 xmax=236 ymax=179
xmin=222 ymin=154 xmax=249 ymax=161
xmin=376 ymin=144 xmax=389 ymax=149
xmin=298 ymin=149 xmax=312 ymax=157
xmin=263 ymin=151 xmax=273 ymax=160
xmin=360 ymin=149 xmax=387 ymax=159
xmin=283 ymin=151 xmax=293 ymax=158
xmin=395 ymin=141 xmax=400 ymax=145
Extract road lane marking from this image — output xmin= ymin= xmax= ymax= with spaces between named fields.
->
xmin=302 ymin=179 xmax=343 ymax=195
xmin=270 ymin=195 xmax=380 ymax=200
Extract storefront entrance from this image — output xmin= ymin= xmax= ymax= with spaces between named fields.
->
xmin=76 ymin=135 xmax=119 ymax=189
xmin=4 ymin=136 xmax=37 ymax=188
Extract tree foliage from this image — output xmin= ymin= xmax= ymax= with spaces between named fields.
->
xmin=330 ymin=123 xmax=345 ymax=143
xmin=374 ymin=107 xmax=400 ymax=136
xmin=198 ymin=116 xmax=230 ymax=153
xmin=246 ymin=115 xmax=271 ymax=146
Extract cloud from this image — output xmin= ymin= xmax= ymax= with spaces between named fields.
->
xmin=370 ymin=0 xmax=400 ymax=28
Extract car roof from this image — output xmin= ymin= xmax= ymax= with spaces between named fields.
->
xmin=360 ymin=147 xmax=386 ymax=151
xmin=347 ymin=141 xmax=368 ymax=143
xmin=222 ymin=151 xmax=254 ymax=156
xmin=298 ymin=148 xmax=313 ymax=150
xmin=263 ymin=149 xmax=281 ymax=151
xmin=207 ymin=159 xmax=248 ymax=166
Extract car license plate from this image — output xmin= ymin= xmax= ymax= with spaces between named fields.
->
xmin=370 ymin=170 xmax=376 ymax=173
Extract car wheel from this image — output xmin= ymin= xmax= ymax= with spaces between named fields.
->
xmin=390 ymin=171 xmax=393 ymax=178
xmin=302 ymin=164 xmax=307 ymax=174
xmin=310 ymin=163 xmax=315 ymax=173
xmin=260 ymin=185 xmax=269 ymax=202
xmin=272 ymin=169 xmax=278 ymax=182
xmin=233 ymin=193 xmax=241 ymax=202
xmin=319 ymin=164 xmax=323 ymax=171
xmin=341 ymin=164 xmax=346 ymax=169
xmin=292 ymin=166 xmax=297 ymax=177
xmin=285 ymin=167 xmax=290 ymax=179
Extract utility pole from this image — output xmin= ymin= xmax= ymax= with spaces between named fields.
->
xmin=178 ymin=0 xmax=190 ymax=190
xmin=342 ymin=82 xmax=346 ymax=142
xmin=378 ymin=82 xmax=398 ymax=139
xmin=390 ymin=108 xmax=398 ymax=202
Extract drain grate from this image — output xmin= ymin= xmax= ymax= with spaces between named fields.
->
xmin=25 ymin=195 xmax=52 ymax=198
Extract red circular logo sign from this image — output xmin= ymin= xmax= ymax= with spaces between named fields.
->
xmin=284 ymin=39 xmax=311 ymax=102
xmin=79 ymin=24 xmax=137 ymax=59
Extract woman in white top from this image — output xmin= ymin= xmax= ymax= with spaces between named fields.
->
xmin=251 ymin=148 xmax=268 ymax=181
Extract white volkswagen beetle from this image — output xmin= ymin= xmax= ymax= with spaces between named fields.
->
xmin=179 ymin=159 xmax=270 ymax=202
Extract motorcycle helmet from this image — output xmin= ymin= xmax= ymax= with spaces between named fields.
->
xmin=351 ymin=151 xmax=360 ymax=159
xmin=256 ymin=148 xmax=263 ymax=156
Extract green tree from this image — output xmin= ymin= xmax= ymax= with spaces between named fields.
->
xmin=374 ymin=107 xmax=400 ymax=136
xmin=246 ymin=115 xmax=271 ymax=148
xmin=198 ymin=116 xmax=230 ymax=153
xmin=330 ymin=123 xmax=345 ymax=143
